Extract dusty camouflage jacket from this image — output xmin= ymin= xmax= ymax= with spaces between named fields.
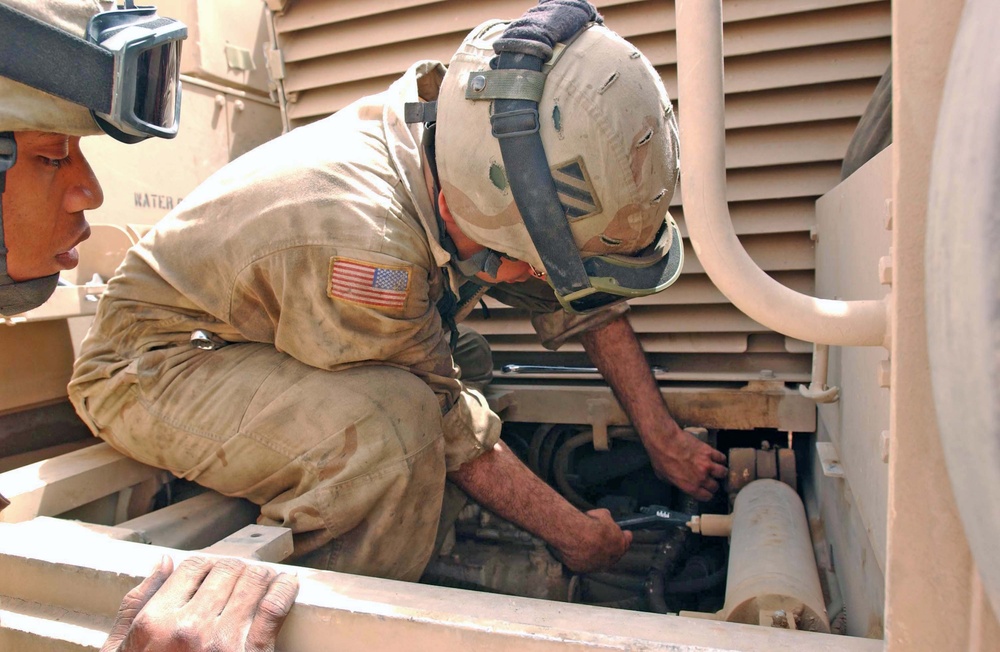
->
xmin=71 ymin=61 xmax=625 ymax=470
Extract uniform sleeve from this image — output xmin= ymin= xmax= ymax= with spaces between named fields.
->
xmin=229 ymin=244 xmax=499 ymax=469
xmin=484 ymin=278 xmax=629 ymax=350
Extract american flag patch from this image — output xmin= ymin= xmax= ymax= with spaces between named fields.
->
xmin=328 ymin=258 xmax=410 ymax=311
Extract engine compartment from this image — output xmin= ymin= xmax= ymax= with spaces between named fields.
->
xmin=420 ymin=422 xmax=833 ymax=633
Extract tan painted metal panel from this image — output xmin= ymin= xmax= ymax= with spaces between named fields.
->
xmin=275 ymin=0 xmax=448 ymax=33
xmin=615 ymin=3 xmax=890 ymax=62
xmin=676 ymin=199 xmax=817 ymax=236
xmin=720 ymin=3 xmax=890 ymax=57
xmin=283 ymin=33 xmax=460 ymax=93
xmin=720 ymin=39 xmax=890 ymax=93
xmin=724 ymin=119 xmax=859 ymax=169
xmin=628 ymin=271 xmax=813 ymax=305
xmin=0 ymin=518 xmax=883 ymax=652
xmin=282 ymin=0 xmax=639 ymax=62
xmin=814 ymin=147 xmax=892 ymax=635
xmin=723 ymin=0 xmax=879 ymax=22
xmin=287 ymin=75 xmax=399 ymax=121
xmin=674 ymin=162 xmax=843 ymax=204
xmin=723 ymin=80 xmax=880 ymax=129
xmin=681 ymin=233 xmax=817 ymax=275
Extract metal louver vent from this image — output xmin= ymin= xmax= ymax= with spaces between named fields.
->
xmin=272 ymin=0 xmax=891 ymax=383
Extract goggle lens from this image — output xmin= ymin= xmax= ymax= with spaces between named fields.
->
xmin=133 ymin=40 xmax=180 ymax=129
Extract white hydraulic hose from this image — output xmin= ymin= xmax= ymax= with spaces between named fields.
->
xmin=675 ymin=0 xmax=890 ymax=348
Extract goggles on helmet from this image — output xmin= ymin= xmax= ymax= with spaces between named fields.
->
xmin=556 ymin=217 xmax=683 ymax=313
xmin=0 ymin=1 xmax=186 ymax=143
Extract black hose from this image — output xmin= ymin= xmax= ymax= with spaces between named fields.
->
xmin=646 ymin=538 xmax=684 ymax=614
xmin=588 ymin=595 xmax=646 ymax=611
xmin=538 ymin=424 xmax=573 ymax=482
xmin=664 ymin=565 xmax=728 ymax=594
xmin=630 ymin=528 xmax=672 ymax=544
xmin=608 ymin=545 xmax=659 ymax=574
xmin=647 ymin=570 xmax=668 ymax=613
xmin=552 ymin=431 xmax=599 ymax=510
xmin=528 ymin=423 xmax=558 ymax=476
xmin=586 ymin=572 xmax=646 ymax=592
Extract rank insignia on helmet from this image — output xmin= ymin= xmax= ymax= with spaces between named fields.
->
xmin=552 ymin=157 xmax=602 ymax=221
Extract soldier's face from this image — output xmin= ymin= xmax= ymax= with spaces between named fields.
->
xmin=2 ymin=131 xmax=103 ymax=281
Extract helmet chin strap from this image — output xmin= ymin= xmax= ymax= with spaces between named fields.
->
xmin=0 ymin=132 xmax=60 ymax=317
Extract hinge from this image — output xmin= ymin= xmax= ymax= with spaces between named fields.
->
xmin=263 ymin=41 xmax=285 ymax=82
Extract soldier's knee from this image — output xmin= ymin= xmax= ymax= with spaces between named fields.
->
xmin=347 ymin=366 xmax=443 ymax=453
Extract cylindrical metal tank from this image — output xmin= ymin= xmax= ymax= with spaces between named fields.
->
xmin=722 ymin=479 xmax=830 ymax=632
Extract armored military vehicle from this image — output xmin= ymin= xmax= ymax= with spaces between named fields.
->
xmin=2 ymin=1 xmax=996 ymax=650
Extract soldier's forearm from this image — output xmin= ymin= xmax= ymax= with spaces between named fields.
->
xmin=581 ymin=314 xmax=682 ymax=442
xmin=447 ymin=440 xmax=588 ymax=553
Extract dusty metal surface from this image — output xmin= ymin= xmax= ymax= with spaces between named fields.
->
xmin=884 ymin=0 xmax=1000 ymax=650
xmin=723 ymin=480 xmax=829 ymax=632
xmin=0 ymin=443 xmax=166 ymax=524
xmin=114 ymin=490 xmax=259 ymax=550
xmin=0 ymin=518 xmax=884 ymax=652
xmin=486 ymin=383 xmax=816 ymax=433
xmin=814 ymin=145 xmax=892 ymax=582
xmin=924 ymin=0 xmax=1000 ymax=626
xmin=200 ymin=524 xmax=294 ymax=562
xmin=806 ymin=138 xmax=890 ymax=598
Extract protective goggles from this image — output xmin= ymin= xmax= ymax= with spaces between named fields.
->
xmin=0 ymin=1 xmax=186 ymax=143
xmin=488 ymin=47 xmax=684 ymax=314
xmin=556 ymin=217 xmax=684 ymax=313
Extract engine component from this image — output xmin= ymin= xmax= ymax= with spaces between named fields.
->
xmin=727 ymin=445 xmax=797 ymax=504
xmin=423 ymin=503 xmax=571 ymax=601
xmin=727 ymin=447 xmax=757 ymax=494
xmin=686 ymin=513 xmax=732 ymax=538
xmin=721 ymin=479 xmax=830 ymax=632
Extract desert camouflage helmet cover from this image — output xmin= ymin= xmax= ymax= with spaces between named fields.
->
xmin=436 ymin=19 xmax=680 ymax=274
xmin=0 ymin=0 xmax=112 ymax=135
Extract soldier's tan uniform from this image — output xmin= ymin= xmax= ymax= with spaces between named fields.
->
xmin=69 ymin=60 xmax=625 ymax=580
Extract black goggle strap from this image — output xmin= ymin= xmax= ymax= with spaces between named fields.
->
xmin=0 ymin=132 xmax=16 ymax=275
xmin=0 ymin=4 xmax=114 ymax=115
xmin=480 ymin=0 xmax=602 ymax=300
xmin=0 ymin=132 xmax=14 ymax=193
xmin=489 ymin=50 xmax=592 ymax=300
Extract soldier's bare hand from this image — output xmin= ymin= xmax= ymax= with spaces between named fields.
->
xmin=557 ymin=508 xmax=632 ymax=573
xmin=102 ymin=556 xmax=299 ymax=652
xmin=644 ymin=425 xmax=728 ymax=501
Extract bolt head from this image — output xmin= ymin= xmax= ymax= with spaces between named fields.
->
xmin=877 ymin=360 xmax=891 ymax=388
xmin=878 ymin=255 xmax=893 ymax=285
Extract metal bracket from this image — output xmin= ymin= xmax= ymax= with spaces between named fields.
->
xmin=263 ymin=42 xmax=285 ymax=81
xmin=587 ymin=398 xmax=612 ymax=451
xmin=200 ymin=524 xmax=294 ymax=563
xmin=816 ymin=441 xmax=845 ymax=479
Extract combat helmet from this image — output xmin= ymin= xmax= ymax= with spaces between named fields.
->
xmin=435 ymin=0 xmax=683 ymax=313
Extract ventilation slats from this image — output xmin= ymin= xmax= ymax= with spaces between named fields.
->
xmin=272 ymin=0 xmax=891 ymax=384
xmin=723 ymin=80 xmax=880 ymax=129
